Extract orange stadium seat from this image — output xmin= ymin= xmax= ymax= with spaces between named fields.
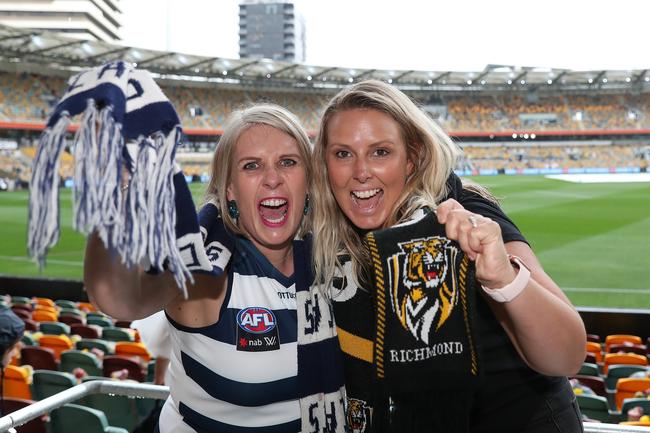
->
xmin=606 ymin=335 xmax=643 ymax=352
xmin=115 ymin=342 xmax=151 ymax=363
xmin=2 ymin=365 xmax=32 ymax=399
xmin=615 ymin=377 xmax=650 ymax=410
xmin=33 ymin=297 xmax=55 ymax=308
xmin=603 ymin=353 xmax=648 ymax=374
xmin=585 ymin=341 xmax=603 ymax=363
xmin=38 ymin=335 xmax=73 ymax=360
xmin=31 ymin=310 xmax=58 ymax=322
xmin=33 ymin=304 xmax=57 ymax=314
xmin=77 ymin=302 xmax=97 ymax=313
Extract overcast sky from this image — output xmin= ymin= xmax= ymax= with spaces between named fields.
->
xmin=120 ymin=0 xmax=648 ymax=72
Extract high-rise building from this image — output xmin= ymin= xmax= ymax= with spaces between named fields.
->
xmin=0 ymin=0 xmax=121 ymax=42
xmin=239 ymin=0 xmax=305 ymax=62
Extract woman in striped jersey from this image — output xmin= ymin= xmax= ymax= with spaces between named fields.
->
xmin=84 ymin=104 xmax=346 ymax=433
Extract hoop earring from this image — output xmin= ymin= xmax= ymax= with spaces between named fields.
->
xmin=227 ymin=200 xmax=239 ymax=219
xmin=303 ymin=194 xmax=311 ymax=215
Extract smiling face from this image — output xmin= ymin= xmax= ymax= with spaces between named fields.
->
xmin=227 ymin=124 xmax=307 ymax=255
xmin=325 ymin=108 xmax=414 ymax=231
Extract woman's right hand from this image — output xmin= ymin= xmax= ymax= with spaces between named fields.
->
xmin=435 ymin=199 xmax=516 ymax=290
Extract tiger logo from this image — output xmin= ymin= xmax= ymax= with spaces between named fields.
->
xmin=387 ymin=236 xmax=459 ymax=345
xmin=346 ymin=398 xmax=370 ymax=433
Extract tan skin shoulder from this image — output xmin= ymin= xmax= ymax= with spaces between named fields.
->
xmin=165 ymin=272 xmax=229 ymax=328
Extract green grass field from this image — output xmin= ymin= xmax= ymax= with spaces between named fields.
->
xmin=1 ymin=176 xmax=649 ymax=308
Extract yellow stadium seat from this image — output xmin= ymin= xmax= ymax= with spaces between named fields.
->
xmin=39 ymin=335 xmax=73 ymax=360
xmin=115 ymin=342 xmax=151 ymax=362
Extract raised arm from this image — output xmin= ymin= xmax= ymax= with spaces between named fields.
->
xmin=83 ymin=232 xmax=182 ymax=320
xmin=436 ymin=199 xmax=586 ymax=377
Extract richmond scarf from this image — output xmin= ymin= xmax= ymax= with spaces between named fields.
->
xmin=27 ymin=61 xmax=219 ymax=295
xmin=364 ymin=209 xmax=481 ymax=432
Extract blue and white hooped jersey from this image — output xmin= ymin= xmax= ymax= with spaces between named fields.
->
xmin=160 ymin=236 xmax=300 ymax=433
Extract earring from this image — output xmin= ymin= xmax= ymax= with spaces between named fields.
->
xmin=227 ymin=200 xmax=239 ymax=219
xmin=303 ymin=194 xmax=311 ymax=215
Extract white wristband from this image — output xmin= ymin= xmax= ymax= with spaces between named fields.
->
xmin=481 ymin=255 xmax=531 ymax=303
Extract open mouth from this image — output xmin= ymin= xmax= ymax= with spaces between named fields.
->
xmin=350 ymin=188 xmax=383 ymax=212
xmin=259 ymin=198 xmax=288 ymax=226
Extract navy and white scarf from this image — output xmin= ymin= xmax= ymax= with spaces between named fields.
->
xmin=27 ymin=61 xmax=218 ymax=294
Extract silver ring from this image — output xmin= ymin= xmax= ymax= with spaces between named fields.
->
xmin=468 ymin=215 xmax=478 ymax=228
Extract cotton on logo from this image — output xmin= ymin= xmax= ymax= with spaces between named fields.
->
xmin=237 ymin=307 xmax=276 ymax=334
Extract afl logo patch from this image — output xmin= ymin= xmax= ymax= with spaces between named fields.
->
xmin=237 ymin=307 xmax=276 ymax=334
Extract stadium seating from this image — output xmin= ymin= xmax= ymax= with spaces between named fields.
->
xmin=575 ymin=394 xmax=611 ymax=422
xmin=620 ymin=398 xmax=650 ymax=419
xmin=603 ymin=353 xmax=648 ymax=374
xmin=39 ymin=321 xmax=70 ymax=335
xmin=38 ymin=335 xmax=73 ymax=359
xmin=102 ymin=355 xmax=145 ymax=382
xmin=578 ymin=363 xmax=599 ymax=377
xmin=50 ymin=404 xmax=129 ymax=433
xmin=70 ymin=324 xmax=101 ymax=339
xmin=1 ymin=397 xmax=48 ymax=433
xmin=605 ymin=335 xmax=643 ymax=353
xmin=571 ymin=375 xmax=606 ymax=397
xmin=586 ymin=341 xmax=603 ymax=363
xmin=101 ymin=327 xmax=134 ymax=343
xmin=20 ymin=346 xmax=58 ymax=371
xmin=60 ymin=350 xmax=103 ymax=377
xmin=615 ymin=378 xmax=650 ymax=410
xmin=31 ymin=370 xmax=76 ymax=401
xmin=2 ymin=365 xmax=32 ymax=399
xmin=76 ymin=338 xmax=112 ymax=354
xmin=605 ymin=365 xmax=648 ymax=392
xmin=81 ymin=377 xmax=148 ymax=432
xmin=115 ymin=342 xmax=151 ymax=362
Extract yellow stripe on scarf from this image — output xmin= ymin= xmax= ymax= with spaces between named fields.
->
xmin=337 ymin=327 xmax=374 ymax=363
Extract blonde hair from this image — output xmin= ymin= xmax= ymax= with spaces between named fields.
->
xmin=312 ymin=80 xmax=462 ymax=288
xmin=204 ymin=103 xmax=313 ymax=237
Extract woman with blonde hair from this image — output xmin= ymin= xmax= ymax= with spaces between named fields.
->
xmin=312 ymin=80 xmax=585 ymax=432
xmin=86 ymin=104 xmax=346 ymax=433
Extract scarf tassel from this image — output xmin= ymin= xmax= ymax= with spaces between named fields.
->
xmin=27 ymin=113 xmax=71 ymax=267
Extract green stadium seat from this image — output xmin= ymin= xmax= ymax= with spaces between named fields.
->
xmin=575 ymin=394 xmax=611 ymax=422
xmin=578 ymin=362 xmax=599 ymax=377
xmin=81 ymin=376 xmax=148 ymax=431
xmin=32 ymin=370 xmax=76 ymax=401
xmin=76 ymin=338 xmax=113 ymax=354
xmin=60 ymin=349 xmax=103 ymax=377
xmin=605 ymin=365 xmax=648 ymax=391
xmin=39 ymin=321 xmax=70 ymax=335
xmin=21 ymin=334 xmax=36 ymax=346
xmin=101 ymin=327 xmax=134 ymax=343
xmin=87 ymin=316 xmax=113 ymax=328
xmin=54 ymin=300 xmax=78 ymax=309
xmin=51 ymin=403 xmax=129 ymax=433
xmin=620 ymin=398 xmax=650 ymax=422
xmin=11 ymin=296 xmax=31 ymax=305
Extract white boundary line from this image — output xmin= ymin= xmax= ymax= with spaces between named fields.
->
xmin=0 ymin=255 xmax=83 ymax=267
xmin=563 ymin=287 xmax=650 ymax=295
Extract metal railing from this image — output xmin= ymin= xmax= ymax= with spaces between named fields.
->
xmin=0 ymin=383 xmax=647 ymax=433
xmin=0 ymin=380 xmax=169 ymax=433
xmin=584 ymin=423 xmax=650 ymax=433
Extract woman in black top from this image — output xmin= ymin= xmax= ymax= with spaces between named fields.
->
xmin=310 ymin=80 xmax=586 ymax=432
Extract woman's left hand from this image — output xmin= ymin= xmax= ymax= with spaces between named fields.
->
xmin=435 ymin=198 xmax=516 ymax=290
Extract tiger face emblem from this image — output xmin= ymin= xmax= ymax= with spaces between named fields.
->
xmin=346 ymin=398 xmax=370 ymax=433
xmin=388 ymin=236 xmax=459 ymax=345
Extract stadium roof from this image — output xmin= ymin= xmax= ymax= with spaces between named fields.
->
xmin=0 ymin=23 xmax=649 ymax=93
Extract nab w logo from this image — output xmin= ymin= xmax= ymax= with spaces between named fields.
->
xmin=237 ymin=307 xmax=276 ymax=334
